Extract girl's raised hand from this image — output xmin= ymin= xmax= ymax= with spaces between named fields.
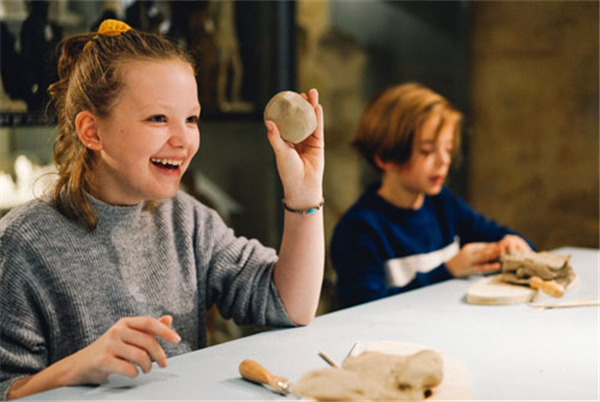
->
xmin=265 ymin=88 xmax=324 ymax=210
xmin=62 ymin=315 xmax=180 ymax=385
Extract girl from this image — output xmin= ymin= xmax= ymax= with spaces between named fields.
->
xmin=0 ymin=20 xmax=325 ymax=400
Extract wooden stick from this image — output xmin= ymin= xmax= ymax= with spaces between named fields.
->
xmin=528 ymin=299 xmax=600 ymax=309
xmin=318 ymin=351 xmax=340 ymax=368
xmin=346 ymin=341 xmax=362 ymax=359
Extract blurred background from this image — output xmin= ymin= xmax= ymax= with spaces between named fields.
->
xmin=1 ymin=0 xmax=598 ymax=342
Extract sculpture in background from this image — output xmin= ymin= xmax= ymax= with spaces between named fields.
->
xmin=210 ymin=0 xmax=253 ymax=113
xmin=0 ymin=22 xmax=27 ymax=112
xmin=125 ymin=0 xmax=164 ymax=33
xmin=19 ymin=0 xmax=62 ymax=111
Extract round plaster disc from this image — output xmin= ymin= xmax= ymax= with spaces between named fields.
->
xmin=366 ymin=340 xmax=472 ymax=401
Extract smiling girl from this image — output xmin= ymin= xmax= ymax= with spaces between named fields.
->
xmin=330 ymin=83 xmax=533 ymax=309
xmin=0 ymin=20 xmax=324 ymax=400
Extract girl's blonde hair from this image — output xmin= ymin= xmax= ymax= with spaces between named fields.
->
xmin=48 ymin=23 xmax=194 ymax=229
xmin=353 ymin=82 xmax=462 ymax=171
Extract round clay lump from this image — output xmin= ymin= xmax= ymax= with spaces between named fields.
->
xmin=264 ymin=91 xmax=317 ymax=144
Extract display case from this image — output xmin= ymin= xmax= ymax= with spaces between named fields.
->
xmin=0 ymin=0 xmax=295 ymax=248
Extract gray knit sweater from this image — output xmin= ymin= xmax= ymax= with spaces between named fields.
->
xmin=0 ymin=191 xmax=294 ymax=400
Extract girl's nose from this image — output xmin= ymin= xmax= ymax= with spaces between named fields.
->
xmin=169 ymin=123 xmax=192 ymax=148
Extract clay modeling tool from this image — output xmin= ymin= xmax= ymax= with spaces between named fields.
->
xmin=239 ymin=359 xmax=294 ymax=396
xmin=529 ymin=276 xmax=565 ymax=298
xmin=529 ymin=297 xmax=600 ymax=309
xmin=346 ymin=341 xmax=362 ymax=359
xmin=318 ymin=351 xmax=340 ymax=368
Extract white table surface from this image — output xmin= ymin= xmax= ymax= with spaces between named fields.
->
xmin=21 ymin=247 xmax=599 ymax=401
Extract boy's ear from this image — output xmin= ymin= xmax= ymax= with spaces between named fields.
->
xmin=374 ymin=154 xmax=394 ymax=171
xmin=75 ymin=111 xmax=102 ymax=151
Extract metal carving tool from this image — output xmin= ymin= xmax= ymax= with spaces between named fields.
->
xmin=239 ymin=359 xmax=294 ymax=396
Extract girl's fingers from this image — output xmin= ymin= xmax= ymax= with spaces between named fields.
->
xmin=121 ymin=328 xmax=169 ymax=368
xmin=115 ymin=343 xmax=153 ymax=374
xmin=125 ymin=317 xmax=181 ymax=344
xmin=309 ymin=88 xmax=319 ymax=106
xmin=313 ymin=104 xmax=324 ymax=140
xmin=158 ymin=315 xmax=173 ymax=327
xmin=108 ymin=356 xmax=141 ymax=379
xmin=265 ymin=120 xmax=291 ymax=154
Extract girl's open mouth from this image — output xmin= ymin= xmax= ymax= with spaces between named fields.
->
xmin=150 ymin=158 xmax=183 ymax=171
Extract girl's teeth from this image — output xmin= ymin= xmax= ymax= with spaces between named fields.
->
xmin=151 ymin=158 xmax=182 ymax=166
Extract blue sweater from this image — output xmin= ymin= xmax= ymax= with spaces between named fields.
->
xmin=330 ymin=185 xmax=534 ymax=308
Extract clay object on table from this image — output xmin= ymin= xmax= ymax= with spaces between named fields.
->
xmin=294 ymin=349 xmax=443 ymax=401
xmin=264 ymin=91 xmax=317 ymax=144
xmin=500 ymin=251 xmax=575 ymax=288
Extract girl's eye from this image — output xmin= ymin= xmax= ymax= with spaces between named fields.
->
xmin=420 ymin=149 xmax=433 ymax=155
xmin=149 ymin=115 xmax=167 ymax=123
xmin=186 ymin=116 xmax=200 ymax=124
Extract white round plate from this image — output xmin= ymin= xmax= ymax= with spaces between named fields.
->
xmin=365 ymin=340 xmax=472 ymax=401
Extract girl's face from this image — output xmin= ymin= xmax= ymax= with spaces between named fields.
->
xmin=395 ymin=113 xmax=454 ymax=197
xmin=92 ymin=59 xmax=200 ymax=205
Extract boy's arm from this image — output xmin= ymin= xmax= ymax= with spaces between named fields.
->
xmin=447 ymin=190 xmax=535 ymax=249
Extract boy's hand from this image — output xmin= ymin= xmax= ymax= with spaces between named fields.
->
xmin=446 ymin=242 xmax=502 ymax=277
xmin=498 ymin=234 xmax=531 ymax=254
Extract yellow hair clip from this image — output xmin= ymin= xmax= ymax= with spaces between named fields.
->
xmin=84 ymin=19 xmax=132 ymax=51
xmin=97 ymin=19 xmax=132 ymax=36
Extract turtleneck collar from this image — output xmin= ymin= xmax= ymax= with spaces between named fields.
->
xmin=86 ymin=193 xmax=144 ymax=232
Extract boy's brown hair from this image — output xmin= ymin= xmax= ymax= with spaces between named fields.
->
xmin=48 ymin=22 xmax=194 ymax=229
xmin=353 ymin=82 xmax=462 ymax=171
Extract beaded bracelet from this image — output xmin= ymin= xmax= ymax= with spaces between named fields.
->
xmin=282 ymin=198 xmax=324 ymax=215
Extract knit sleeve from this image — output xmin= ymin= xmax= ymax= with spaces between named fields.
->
xmin=0 ymin=243 xmax=49 ymax=401
xmin=198 ymin=207 xmax=295 ymax=327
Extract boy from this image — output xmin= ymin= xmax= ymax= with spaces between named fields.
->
xmin=331 ymin=83 xmax=533 ymax=308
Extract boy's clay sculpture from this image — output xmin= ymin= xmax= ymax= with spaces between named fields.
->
xmin=264 ymin=91 xmax=317 ymax=144
xmin=500 ymin=251 xmax=575 ymax=288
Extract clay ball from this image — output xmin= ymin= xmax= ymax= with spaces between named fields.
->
xmin=264 ymin=91 xmax=317 ymax=144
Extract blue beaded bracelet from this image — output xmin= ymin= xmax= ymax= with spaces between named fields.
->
xmin=282 ymin=198 xmax=324 ymax=215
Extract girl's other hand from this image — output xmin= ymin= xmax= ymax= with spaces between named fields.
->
xmin=62 ymin=315 xmax=180 ymax=386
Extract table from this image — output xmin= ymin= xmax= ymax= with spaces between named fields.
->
xmin=21 ymin=247 xmax=599 ymax=401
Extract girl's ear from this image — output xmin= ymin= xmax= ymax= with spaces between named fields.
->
xmin=75 ymin=111 xmax=102 ymax=151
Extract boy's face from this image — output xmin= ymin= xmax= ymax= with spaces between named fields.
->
xmin=394 ymin=114 xmax=454 ymax=196
xmin=92 ymin=59 xmax=201 ymax=205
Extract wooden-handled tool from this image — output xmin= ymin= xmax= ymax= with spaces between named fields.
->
xmin=529 ymin=276 xmax=565 ymax=298
xmin=239 ymin=359 xmax=293 ymax=395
